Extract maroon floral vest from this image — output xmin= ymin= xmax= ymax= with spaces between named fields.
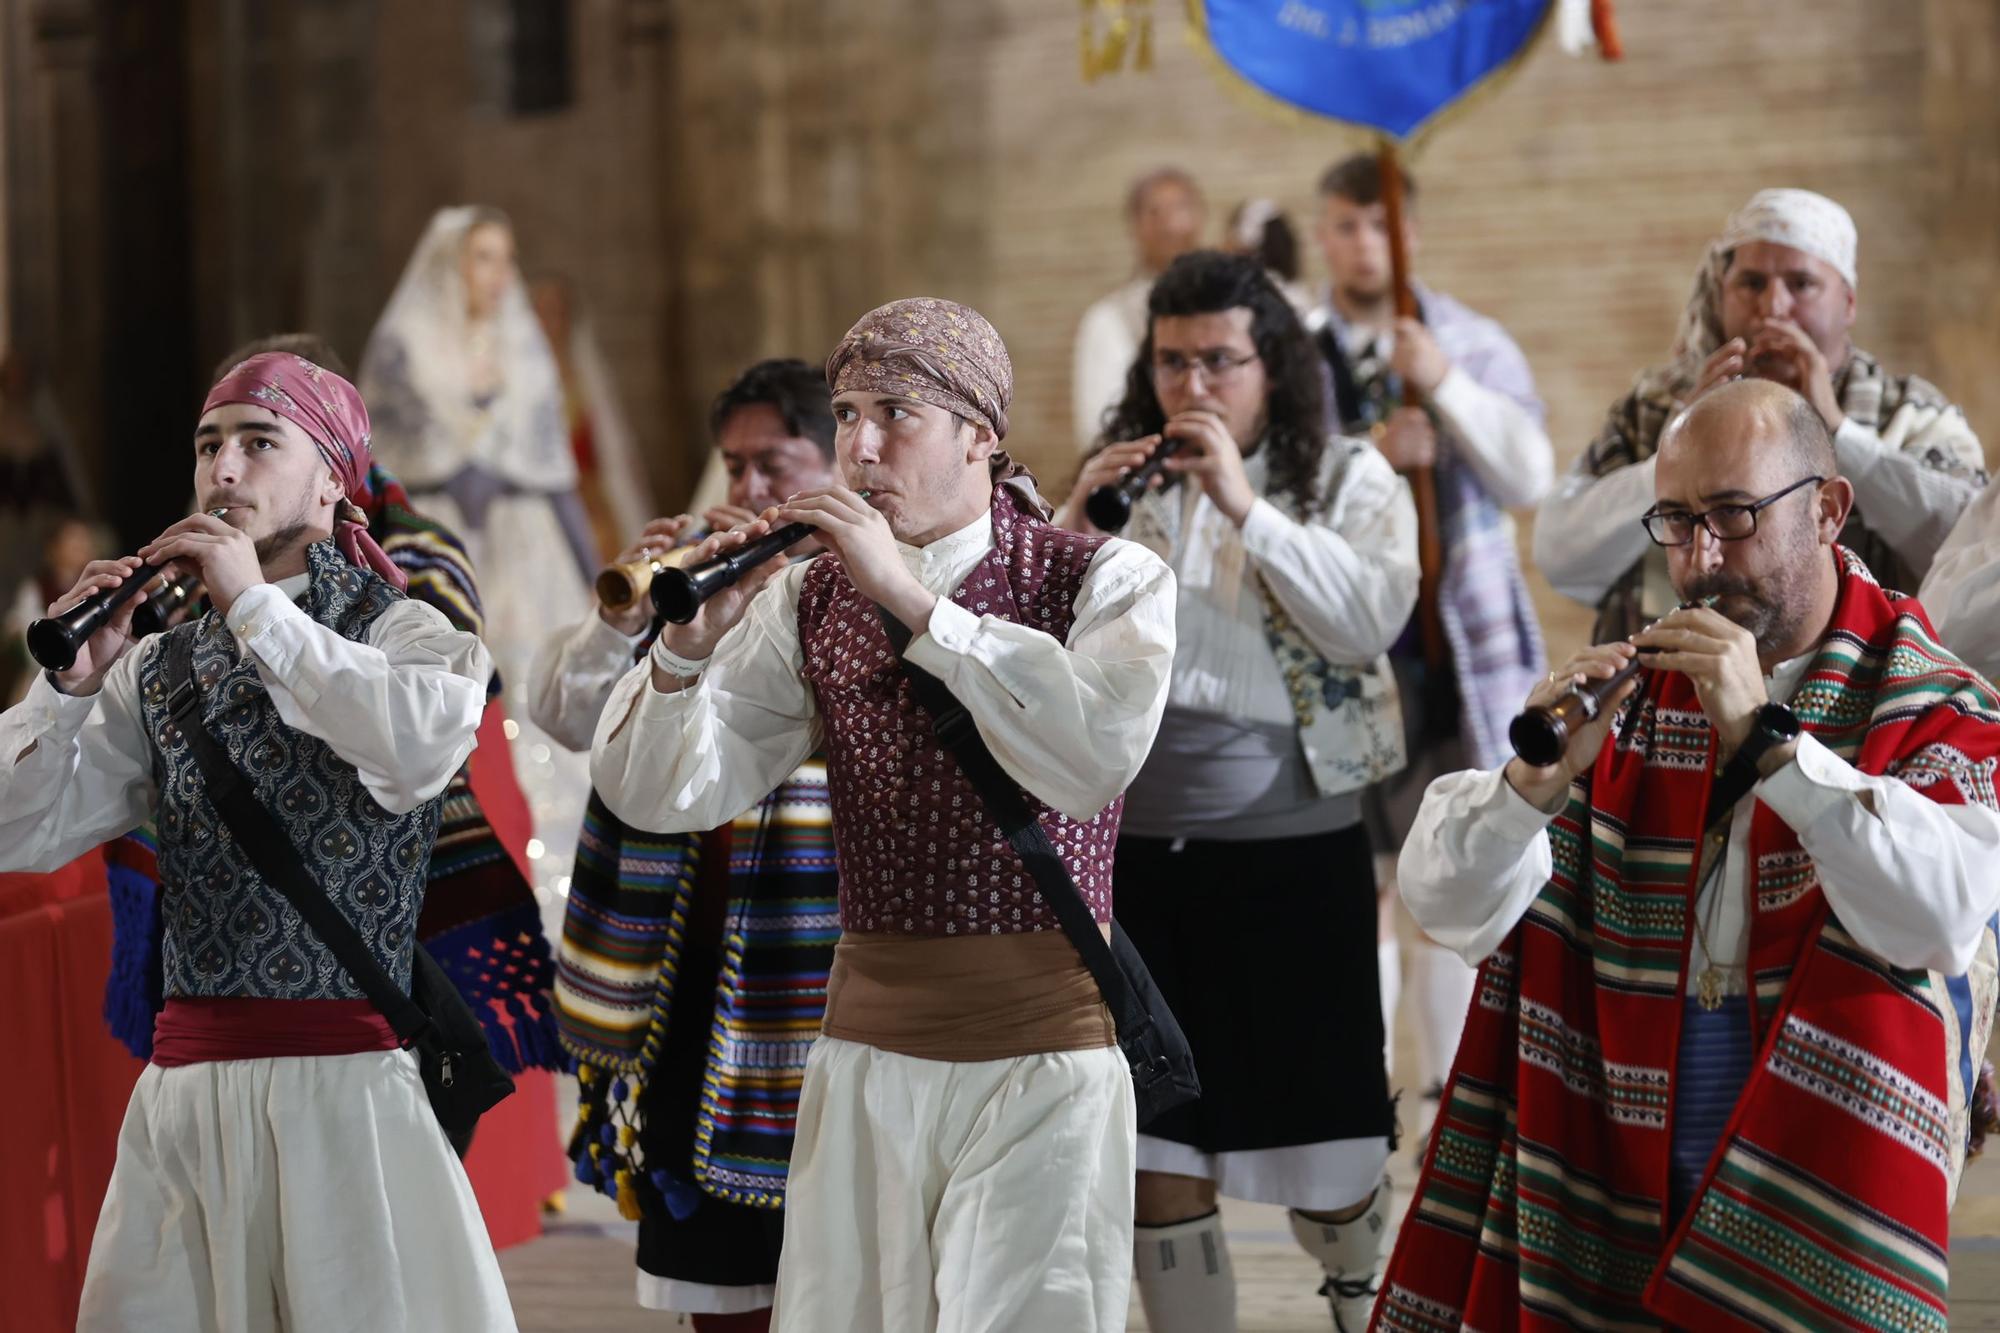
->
xmin=798 ymin=486 xmax=1121 ymax=936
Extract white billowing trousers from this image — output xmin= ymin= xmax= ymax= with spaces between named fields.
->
xmin=78 ymin=1048 xmax=516 ymax=1333
xmin=772 ymin=1037 xmax=1135 ymax=1333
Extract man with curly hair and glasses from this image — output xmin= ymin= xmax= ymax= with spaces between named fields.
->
xmin=1060 ymin=249 xmax=1418 ymax=1332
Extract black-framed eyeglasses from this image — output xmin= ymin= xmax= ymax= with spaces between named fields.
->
xmin=1640 ymin=475 xmax=1824 ymax=547
xmin=1150 ymin=349 xmax=1259 ymax=384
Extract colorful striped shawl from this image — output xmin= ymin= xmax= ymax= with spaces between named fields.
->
xmin=368 ymin=462 xmax=563 ymax=1071
xmin=559 ymin=764 xmax=835 ymax=1217
xmin=1378 ymin=549 xmax=2000 ymax=1333
xmin=695 ymin=778 xmax=840 ymax=1207
xmin=364 ymin=463 xmax=487 ymax=647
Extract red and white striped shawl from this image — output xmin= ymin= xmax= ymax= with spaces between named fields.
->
xmin=1377 ymin=549 xmax=2000 ymax=1333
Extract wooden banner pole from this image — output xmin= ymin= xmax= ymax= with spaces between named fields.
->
xmin=1377 ymin=136 xmax=1447 ymax=673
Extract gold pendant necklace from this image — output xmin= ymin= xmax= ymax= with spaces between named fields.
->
xmin=1695 ymin=963 xmax=1726 ymax=1012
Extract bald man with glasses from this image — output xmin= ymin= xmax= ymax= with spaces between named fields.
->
xmin=1384 ymin=378 xmax=2000 ymax=1332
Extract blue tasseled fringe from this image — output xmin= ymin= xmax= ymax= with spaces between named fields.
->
xmin=660 ymin=1171 xmax=702 ymax=1221
xmin=425 ymin=905 xmax=565 ymax=1075
xmin=505 ymin=991 xmax=571 ymax=1074
xmin=102 ymin=861 xmax=165 ymax=1059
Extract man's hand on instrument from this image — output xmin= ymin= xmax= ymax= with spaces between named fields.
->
xmin=615 ymin=517 xmax=695 ymax=566
xmin=773 ymin=487 xmax=937 ymax=636
xmin=702 ymin=503 xmax=760 ymax=533
xmin=651 ymin=511 xmax=791 ymax=668
xmin=1057 ymin=437 xmax=1162 ymax=534
xmin=1694 ymin=338 xmax=1750 ymax=398
xmin=44 ymin=556 xmax=151 ymax=696
xmin=139 ymin=512 xmax=262 ymax=618
xmin=1747 ymin=318 xmax=1845 ymax=432
xmin=1630 ymin=604 xmax=1768 ymax=753
xmin=1160 ymin=410 xmax=1256 ymax=527
xmin=602 ymin=515 xmax=695 ymax=635
xmin=1503 ymin=642 xmax=1639 ymax=811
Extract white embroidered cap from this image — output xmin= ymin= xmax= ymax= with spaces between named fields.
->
xmin=1720 ymin=188 xmax=1858 ymax=291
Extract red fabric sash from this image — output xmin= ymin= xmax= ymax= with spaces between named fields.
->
xmin=1376 ymin=549 xmax=2000 ymax=1333
xmin=150 ymin=997 xmax=399 ymax=1068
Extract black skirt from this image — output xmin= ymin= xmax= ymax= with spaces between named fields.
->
xmin=634 ymin=932 xmax=787 ymax=1290
xmin=1114 ymin=822 xmax=1395 ymax=1153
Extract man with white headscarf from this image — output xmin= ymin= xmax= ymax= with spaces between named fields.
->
xmin=1537 ymin=188 xmax=1985 ymax=641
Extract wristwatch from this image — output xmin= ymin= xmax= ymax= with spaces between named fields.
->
xmin=1732 ymin=702 xmax=1802 ymax=775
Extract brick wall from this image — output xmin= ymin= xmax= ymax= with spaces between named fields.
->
xmin=631 ymin=0 xmax=1991 ymax=658
xmin=1921 ymin=0 xmax=2000 ymax=458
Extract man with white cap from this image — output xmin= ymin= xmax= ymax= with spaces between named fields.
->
xmin=1537 ymin=187 xmax=1985 ymax=641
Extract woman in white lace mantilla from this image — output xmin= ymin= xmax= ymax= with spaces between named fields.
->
xmin=360 ymin=205 xmax=595 ymax=896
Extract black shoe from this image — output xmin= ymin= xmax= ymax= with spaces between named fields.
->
xmin=1319 ymin=1271 xmax=1380 ymax=1332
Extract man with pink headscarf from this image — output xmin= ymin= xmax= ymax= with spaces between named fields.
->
xmin=0 ymin=353 xmax=514 ymax=1330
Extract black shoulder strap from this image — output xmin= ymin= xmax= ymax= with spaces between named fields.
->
xmin=1316 ymin=323 xmax=1367 ymax=431
xmin=872 ymin=606 xmax=1152 ymax=1040
xmin=1702 ymin=753 xmax=1763 ymax=836
xmin=160 ymin=630 xmax=434 ymax=1047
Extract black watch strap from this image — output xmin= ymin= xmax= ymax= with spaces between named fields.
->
xmin=1705 ymin=704 xmax=1799 ymax=828
xmin=1742 ymin=702 xmax=1802 ymax=762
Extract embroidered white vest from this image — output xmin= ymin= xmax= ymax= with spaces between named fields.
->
xmin=1124 ymin=436 xmax=1406 ymax=799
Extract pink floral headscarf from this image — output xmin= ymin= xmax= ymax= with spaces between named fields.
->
xmin=204 ymin=352 xmax=407 ymax=590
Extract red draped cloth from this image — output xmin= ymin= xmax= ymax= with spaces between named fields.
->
xmin=461 ymin=697 xmax=567 ymax=1247
xmin=0 ymin=849 xmax=136 ymax=1333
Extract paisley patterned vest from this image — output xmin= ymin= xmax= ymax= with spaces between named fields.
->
xmin=796 ymin=486 xmax=1120 ymax=936
xmin=136 ymin=540 xmax=441 ymax=999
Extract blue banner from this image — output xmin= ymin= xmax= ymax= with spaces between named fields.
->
xmin=1193 ymin=0 xmax=1552 ymax=139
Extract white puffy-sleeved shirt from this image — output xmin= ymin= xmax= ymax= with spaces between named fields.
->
xmin=1398 ymin=655 xmax=2000 ymax=980
xmin=526 ymin=611 xmax=648 ymax=753
xmin=1919 ymin=479 xmax=2000 ymax=679
xmin=591 ymin=505 xmax=1178 ymax=833
xmin=0 ymin=572 xmax=491 ymax=873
